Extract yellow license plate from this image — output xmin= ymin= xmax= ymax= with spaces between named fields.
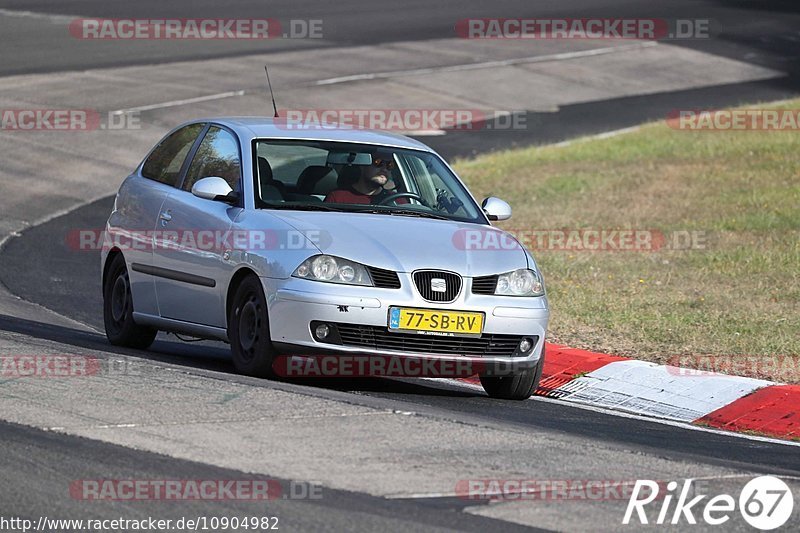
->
xmin=388 ymin=307 xmax=484 ymax=337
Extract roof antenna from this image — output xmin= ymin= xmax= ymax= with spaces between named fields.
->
xmin=264 ymin=65 xmax=279 ymax=118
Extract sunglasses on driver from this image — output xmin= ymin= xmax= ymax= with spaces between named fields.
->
xmin=372 ymin=157 xmax=395 ymax=169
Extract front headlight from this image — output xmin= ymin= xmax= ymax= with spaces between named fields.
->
xmin=495 ymin=268 xmax=545 ymax=296
xmin=292 ymin=255 xmax=373 ymax=286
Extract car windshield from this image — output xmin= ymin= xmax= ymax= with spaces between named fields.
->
xmin=252 ymin=139 xmax=486 ymax=224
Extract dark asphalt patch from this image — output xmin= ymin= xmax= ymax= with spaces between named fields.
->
xmin=0 ymin=420 xmax=544 ymax=532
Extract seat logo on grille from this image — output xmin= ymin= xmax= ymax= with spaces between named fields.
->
xmin=431 ymin=278 xmax=447 ymax=293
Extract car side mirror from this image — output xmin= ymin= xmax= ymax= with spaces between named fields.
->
xmin=481 ymin=197 xmax=512 ymax=221
xmin=191 ymin=177 xmax=238 ymax=204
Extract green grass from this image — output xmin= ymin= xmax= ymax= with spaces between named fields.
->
xmin=453 ymin=100 xmax=800 ymax=381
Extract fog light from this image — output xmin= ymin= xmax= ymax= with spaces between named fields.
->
xmin=315 ymin=324 xmax=330 ymax=340
xmin=518 ymin=337 xmax=533 ymax=353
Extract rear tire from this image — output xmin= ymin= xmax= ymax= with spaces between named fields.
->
xmin=480 ymin=349 xmax=545 ymax=400
xmin=229 ymin=275 xmax=276 ymax=378
xmin=103 ymin=254 xmax=157 ymax=349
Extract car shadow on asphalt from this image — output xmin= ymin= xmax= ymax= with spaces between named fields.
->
xmin=0 ymin=313 xmax=478 ymax=398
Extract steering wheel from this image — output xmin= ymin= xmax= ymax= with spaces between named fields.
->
xmin=377 ymin=192 xmax=426 ymax=206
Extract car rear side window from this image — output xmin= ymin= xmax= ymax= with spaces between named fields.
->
xmin=183 ymin=126 xmax=242 ymax=193
xmin=141 ymin=123 xmax=204 ymax=186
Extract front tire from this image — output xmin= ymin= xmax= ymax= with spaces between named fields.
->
xmin=103 ymin=254 xmax=157 ymax=349
xmin=480 ymin=349 xmax=545 ymax=400
xmin=229 ymin=275 xmax=276 ymax=378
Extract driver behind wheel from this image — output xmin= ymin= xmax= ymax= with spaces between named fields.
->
xmin=324 ymin=152 xmax=407 ymax=204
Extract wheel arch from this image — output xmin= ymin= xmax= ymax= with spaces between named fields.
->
xmin=102 ymin=248 xmax=124 ymax=294
xmin=226 ymin=266 xmax=261 ymax=331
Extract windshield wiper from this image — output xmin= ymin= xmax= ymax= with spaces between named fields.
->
xmin=262 ymin=203 xmax=452 ymax=220
xmin=261 ymin=203 xmax=345 ymax=212
xmin=351 ymin=207 xmax=452 ymax=220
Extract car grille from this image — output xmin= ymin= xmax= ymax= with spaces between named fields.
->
xmin=334 ymin=323 xmax=532 ymax=358
xmin=366 ymin=266 xmax=401 ymax=289
xmin=413 ymin=270 xmax=461 ymax=302
xmin=471 ymin=275 xmax=498 ymax=295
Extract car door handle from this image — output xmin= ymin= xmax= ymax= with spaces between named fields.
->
xmin=159 ymin=210 xmax=172 ymax=225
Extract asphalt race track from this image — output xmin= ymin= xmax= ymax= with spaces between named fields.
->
xmin=1 ymin=1 xmax=799 ymax=531
xmin=3 ymin=197 xmax=800 ymax=472
xmin=1 ymin=420 xmax=543 ymax=533
xmin=1 ymin=0 xmax=800 ymax=157
xmin=2 ymin=0 xmax=799 ymax=75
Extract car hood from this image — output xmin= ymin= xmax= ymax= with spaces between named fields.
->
xmin=269 ymin=211 xmax=529 ymax=276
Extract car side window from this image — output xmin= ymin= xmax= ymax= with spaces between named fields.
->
xmin=256 ymin=143 xmax=328 ymax=187
xmin=183 ymin=126 xmax=242 ymax=193
xmin=141 ymin=123 xmax=204 ymax=186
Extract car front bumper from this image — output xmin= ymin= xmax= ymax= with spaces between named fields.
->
xmin=262 ymin=275 xmax=549 ymax=370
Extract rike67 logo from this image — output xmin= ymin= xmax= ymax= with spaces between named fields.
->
xmin=624 ymin=476 xmax=794 ymax=530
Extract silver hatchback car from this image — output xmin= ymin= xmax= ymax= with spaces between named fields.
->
xmin=101 ymin=118 xmax=549 ymax=399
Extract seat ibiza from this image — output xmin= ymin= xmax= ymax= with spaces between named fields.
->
xmin=101 ymin=118 xmax=549 ymax=399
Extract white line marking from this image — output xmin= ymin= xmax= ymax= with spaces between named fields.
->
xmin=402 ymin=129 xmax=447 ymax=136
xmin=536 ymin=396 xmax=800 ymax=447
xmin=110 ymin=90 xmax=246 ymax=115
xmin=0 ymin=8 xmax=76 ymax=24
xmin=94 ymin=43 xmax=660 ymax=119
xmin=0 ymin=190 xmax=114 ymax=335
xmin=543 ymin=100 xmax=800 ymax=149
xmin=436 ymin=378 xmax=800 ymax=448
xmin=314 ymin=42 xmax=659 ymax=86
xmin=389 ymin=474 xmax=800 ymax=500
xmin=40 ymin=410 xmax=398 ymax=432
xmin=550 ymin=125 xmax=642 ymax=147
